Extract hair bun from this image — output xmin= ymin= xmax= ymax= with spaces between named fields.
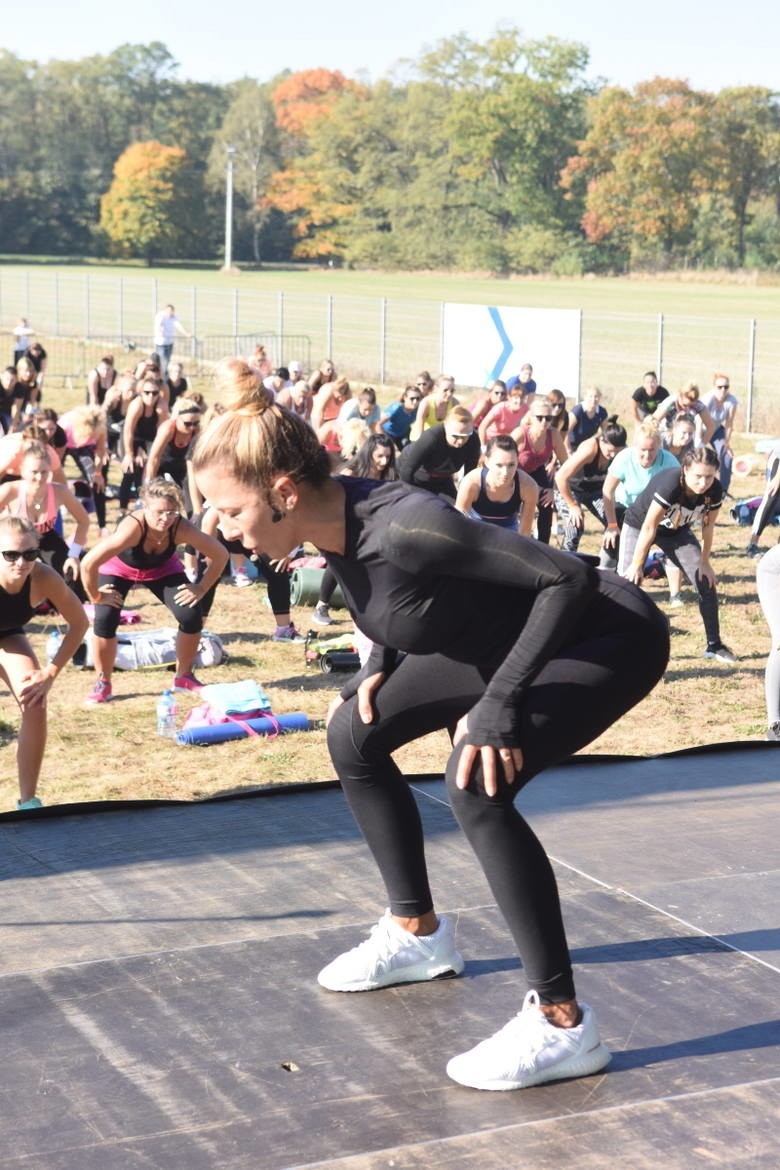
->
xmin=214 ymin=357 xmax=269 ymax=415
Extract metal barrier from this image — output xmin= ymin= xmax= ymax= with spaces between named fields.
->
xmin=1 ymin=267 xmax=777 ymax=429
xmin=7 ymin=333 xmax=313 ymax=386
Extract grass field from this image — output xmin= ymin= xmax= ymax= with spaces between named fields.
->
xmin=4 ymin=259 xmax=780 ymax=318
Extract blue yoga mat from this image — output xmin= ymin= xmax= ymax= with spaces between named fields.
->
xmin=176 ymin=711 xmax=309 ymax=746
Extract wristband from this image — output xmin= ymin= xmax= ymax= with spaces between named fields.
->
xmin=67 ymin=541 xmax=83 ymax=558
xmin=606 ymin=524 xmax=619 ymax=531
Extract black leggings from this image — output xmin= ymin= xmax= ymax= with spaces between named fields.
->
xmin=327 ymin=573 xmax=669 ymax=1003
xmin=93 ymin=571 xmax=203 ymax=638
xmin=65 ymin=445 xmax=107 ymax=529
xmin=752 ymin=453 xmax=780 ymax=541
xmin=527 ymin=465 xmax=554 ymax=544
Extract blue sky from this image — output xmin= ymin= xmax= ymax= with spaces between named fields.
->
xmin=3 ymin=0 xmax=778 ymax=92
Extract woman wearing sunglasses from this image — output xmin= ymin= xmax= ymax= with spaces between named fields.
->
xmin=80 ymin=478 xmax=228 ymax=705
xmin=144 ymin=397 xmax=203 ymax=515
xmin=118 ymin=376 xmax=169 ymax=514
xmin=0 ymin=515 xmax=88 ymax=809
xmin=0 ymin=442 xmax=91 ymax=598
xmin=511 ymin=401 xmax=568 ymax=543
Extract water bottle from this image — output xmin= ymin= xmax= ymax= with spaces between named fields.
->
xmin=46 ymin=629 xmax=63 ymax=664
xmin=156 ymin=689 xmax=178 ymax=739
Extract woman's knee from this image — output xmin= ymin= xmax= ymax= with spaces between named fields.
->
xmin=93 ymin=607 xmax=121 ymax=638
xmin=176 ymin=610 xmax=203 ymax=635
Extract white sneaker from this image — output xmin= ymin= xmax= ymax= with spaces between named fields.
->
xmin=317 ymin=910 xmax=464 ymax=992
xmin=446 ymin=989 xmax=610 ymax=1091
xmin=233 ymin=568 xmax=253 ymax=588
xmin=312 ymin=602 xmax=332 ymax=626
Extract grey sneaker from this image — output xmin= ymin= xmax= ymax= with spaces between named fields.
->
xmin=317 ymin=910 xmax=464 ymax=992
xmin=312 ymin=602 xmax=332 ymax=626
xmin=668 ymin=594 xmax=684 ymax=608
xmin=272 ymin=623 xmax=305 ymax=643
xmin=446 ymin=989 xmax=610 ymax=1091
xmin=703 ymin=643 xmax=737 ymax=664
xmin=766 ymin=722 xmax=780 ymax=741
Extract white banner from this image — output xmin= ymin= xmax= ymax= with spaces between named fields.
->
xmin=442 ymin=303 xmax=582 ymax=395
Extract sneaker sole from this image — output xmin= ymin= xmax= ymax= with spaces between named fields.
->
xmin=446 ymin=1040 xmax=611 ymax=1091
xmin=318 ymin=953 xmax=465 ymax=993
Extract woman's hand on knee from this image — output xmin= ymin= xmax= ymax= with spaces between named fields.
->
xmin=97 ymin=584 xmax=123 ymax=608
xmin=453 ymin=715 xmax=523 ymax=797
xmin=19 ymin=666 xmax=55 ymax=708
xmin=356 ymin=672 xmax=385 ymax=725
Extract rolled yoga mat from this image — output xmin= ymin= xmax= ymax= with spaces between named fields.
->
xmin=288 ymin=568 xmax=346 ymax=609
xmin=176 ymin=711 xmax=310 ymax=746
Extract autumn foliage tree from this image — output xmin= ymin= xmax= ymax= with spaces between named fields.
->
xmin=99 ymin=140 xmax=195 ymax=262
xmin=561 ymin=79 xmax=711 ymax=267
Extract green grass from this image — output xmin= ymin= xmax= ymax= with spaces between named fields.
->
xmin=3 ymin=259 xmax=780 ymax=318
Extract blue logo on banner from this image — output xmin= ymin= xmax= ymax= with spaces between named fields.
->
xmin=487 ymin=306 xmax=514 ymax=383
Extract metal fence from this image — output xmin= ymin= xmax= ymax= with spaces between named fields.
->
xmin=2 ymin=268 xmax=778 ymax=430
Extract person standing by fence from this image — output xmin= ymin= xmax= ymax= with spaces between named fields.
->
xmin=153 ymin=305 xmax=191 ymax=376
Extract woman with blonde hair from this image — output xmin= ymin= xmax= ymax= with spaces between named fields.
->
xmin=190 ymin=363 xmax=669 ymax=1093
xmin=0 ymin=442 xmax=90 ymax=597
xmin=601 ymin=418 xmax=680 ymax=569
xmin=655 ymin=381 xmax=716 ymax=445
xmin=410 ymin=375 xmax=457 ymax=441
xmin=0 ymin=515 xmax=88 ymax=808
xmin=145 ymin=397 xmax=203 ymax=512
xmin=57 ymin=404 xmax=110 ymax=536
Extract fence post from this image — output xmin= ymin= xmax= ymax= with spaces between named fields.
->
xmin=191 ymin=286 xmax=198 ymax=362
xmin=85 ymin=274 xmax=91 ymax=341
xmin=25 ymin=269 xmax=30 ymax=318
xmin=232 ymin=287 xmax=239 ymax=349
xmin=439 ymin=302 xmax=445 ymax=373
xmin=326 ymin=295 xmax=333 ymax=359
xmin=746 ymin=318 xmax=756 ymax=432
xmin=54 ymin=273 xmax=60 ymax=337
xmin=379 ymin=298 xmax=388 ymax=384
xmin=278 ymin=291 xmax=285 ymax=365
xmin=577 ymin=309 xmax=583 ymax=401
xmin=118 ymin=277 xmax=124 ymax=340
xmin=656 ymin=313 xmax=665 ymax=383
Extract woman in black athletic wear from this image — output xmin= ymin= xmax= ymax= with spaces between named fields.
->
xmin=192 ymin=362 xmax=670 ymax=1093
xmin=0 ymin=515 xmax=88 ymax=809
xmin=119 ymin=376 xmax=168 ymax=513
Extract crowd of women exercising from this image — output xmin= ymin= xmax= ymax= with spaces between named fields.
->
xmin=0 ymin=343 xmax=777 ymax=814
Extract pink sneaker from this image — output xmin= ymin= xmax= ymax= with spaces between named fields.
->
xmin=174 ymin=672 xmax=204 ymax=692
xmin=85 ymin=677 xmax=112 ymax=705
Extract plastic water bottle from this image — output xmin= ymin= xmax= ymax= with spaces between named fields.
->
xmin=156 ymin=689 xmax=178 ymax=739
xmin=46 ymin=629 xmax=63 ymax=663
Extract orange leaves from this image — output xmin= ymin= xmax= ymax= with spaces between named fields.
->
xmin=99 ymin=140 xmax=190 ymax=259
xmin=271 ymin=69 xmax=362 ymax=137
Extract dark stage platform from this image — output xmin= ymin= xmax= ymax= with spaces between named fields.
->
xmin=1 ymin=746 xmax=778 ymax=1168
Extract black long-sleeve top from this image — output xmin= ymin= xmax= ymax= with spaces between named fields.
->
xmin=397 ymin=423 xmax=480 ymax=489
xmin=320 ymin=477 xmax=600 ymax=748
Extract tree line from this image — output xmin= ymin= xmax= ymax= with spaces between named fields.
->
xmin=2 ymin=31 xmax=779 ymax=273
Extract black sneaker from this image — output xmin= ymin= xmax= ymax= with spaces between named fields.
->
xmin=745 ymin=541 xmax=761 ymax=558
